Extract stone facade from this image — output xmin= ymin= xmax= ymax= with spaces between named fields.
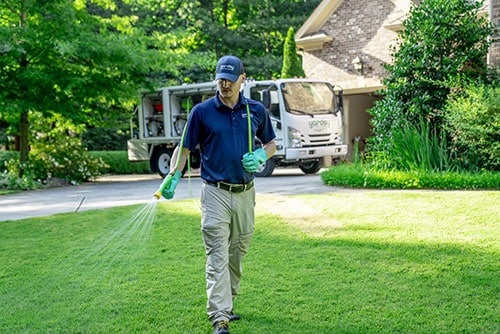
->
xmin=297 ymin=0 xmax=410 ymax=93
xmin=313 ymin=0 xmax=391 ymax=89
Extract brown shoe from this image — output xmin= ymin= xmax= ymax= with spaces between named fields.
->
xmin=213 ymin=320 xmax=230 ymax=334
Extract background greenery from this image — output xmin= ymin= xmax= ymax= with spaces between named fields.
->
xmin=368 ymin=0 xmax=498 ymax=173
xmin=1 ymin=0 xmax=499 ymax=188
xmin=0 ymin=0 xmax=321 ymax=181
xmin=0 ymin=192 xmax=498 ymax=333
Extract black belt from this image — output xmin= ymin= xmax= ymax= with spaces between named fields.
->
xmin=204 ymin=180 xmax=254 ymax=193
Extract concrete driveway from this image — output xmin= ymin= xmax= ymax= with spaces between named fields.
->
xmin=0 ymin=169 xmax=344 ymax=221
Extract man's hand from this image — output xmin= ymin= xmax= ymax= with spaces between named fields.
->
xmin=242 ymin=148 xmax=268 ymax=172
xmin=161 ymin=170 xmax=182 ymax=199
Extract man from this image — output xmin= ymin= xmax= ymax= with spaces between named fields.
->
xmin=162 ymin=55 xmax=276 ymax=334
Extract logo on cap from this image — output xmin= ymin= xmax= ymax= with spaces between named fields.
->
xmin=220 ymin=65 xmax=235 ymax=72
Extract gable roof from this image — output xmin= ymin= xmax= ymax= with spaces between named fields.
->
xmin=296 ymin=0 xmax=343 ymax=40
xmin=295 ymin=0 xmax=342 ymax=50
xmin=295 ymin=0 xmax=414 ymax=50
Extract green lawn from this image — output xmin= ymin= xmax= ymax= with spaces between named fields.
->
xmin=1 ymin=191 xmax=499 ymax=333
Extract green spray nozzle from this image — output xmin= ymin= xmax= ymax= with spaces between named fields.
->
xmin=153 ymin=170 xmax=182 ymax=200
xmin=153 ymin=175 xmax=171 ymax=199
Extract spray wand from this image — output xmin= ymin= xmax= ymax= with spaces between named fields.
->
xmin=153 ymin=99 xmax=191 ymax=200
xmin=246 ymin=104 xmax=252 ymax=154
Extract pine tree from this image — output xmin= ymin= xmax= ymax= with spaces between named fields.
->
xmin=281 ymin=27 xmax=305 ymax=78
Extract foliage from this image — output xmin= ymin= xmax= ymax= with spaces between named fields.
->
xmin=0 ymin=0 xmax=163 ymax=176
xmin=0 ymin=150 xmax=18 ymax=172
xmin=90 ymin=151 xmax=151 ymax=174
xmin=369 ymin=0 xmax=497 ymax=152
xmin=0 ymin=150 xmax=149 ymax=190
xmin=1 ymin=194 xmax=498 ymax=332
xmin=0 ymin=0 xmax=322 ymax=180
xmin=99 ymin=0 xmax=321 ymax=82
xmin=444 ymin=83 xmax=500 ymax=171
xmin=387 ymin=120 xmax=459 ymax=172
xmin=321 ymin=163 xmax=500 ymax=190
xmin=0 ymin=170 xmax=42 ymax=191
xmin=82 ymin=127 xmax=129 ymax=151
xmin=0 ymin=151 xmax=40 ymax=191
xmin=281 ymin=26 xmax=305 ymax=78
xmin=5 ymin=112 xmax=107 ymax=184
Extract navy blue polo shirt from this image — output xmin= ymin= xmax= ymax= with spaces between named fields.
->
xmin=183 ymin=91 xmax=275 ymax=184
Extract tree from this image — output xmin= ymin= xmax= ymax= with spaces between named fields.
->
xmin=0 ymin=0 xmax=322 ymax=181
xmin=368 ymin=0 xmax=497 ymax=152
xmin=0 ymin=0 xmax=167 ymax=177
xmin=174 ymin=0 xmax=321 ymax=80
xmin=281 ymin=26 xmax=305 ymax=78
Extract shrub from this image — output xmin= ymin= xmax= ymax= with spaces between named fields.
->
xmin=387 ymin=120 xmax=459 ymax=172
xmin=81 ymin=127 xmax=128 ymax=151
xmin=90 ymin=151 xmax=151 ymax=175
xmin=321 ymin=163 xmax=500 ymax=190
xmin=0 ymin=170 xmax=41 ymax=191
xmin=369 ymin=0 xmax=496 ymax=152
xmin=444 ymin=84 xmax=500 ymax=171
xmin=0 ymin=150 xmax=18 ymax=172
xmin=5 ymin=112 xmax=107 ymax=185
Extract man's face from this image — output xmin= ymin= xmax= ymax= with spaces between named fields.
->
xmin=217 ymin=75 xmax=244 ymax=99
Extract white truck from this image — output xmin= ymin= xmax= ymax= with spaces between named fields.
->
xmin=127 ymin=79 xmax=348 ymax=177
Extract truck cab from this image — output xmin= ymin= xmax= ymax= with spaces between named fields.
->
xmin=242 ymin=79 xmax=347 ymax=176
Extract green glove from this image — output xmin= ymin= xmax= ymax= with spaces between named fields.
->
xmin=161 ymin=170 xmax=182 ymax=199
xmin=242 ymin=148 xmax=268 ymax=173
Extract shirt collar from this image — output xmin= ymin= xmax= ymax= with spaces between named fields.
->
xmin=215 ymin=91 xmax=248 ymax=111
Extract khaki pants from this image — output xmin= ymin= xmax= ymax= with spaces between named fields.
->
xmin=200 ymin=182 xmax=255 ymax=324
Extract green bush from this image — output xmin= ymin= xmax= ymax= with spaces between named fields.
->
xmin=81 ymin=127 xmax=128 ymax=151
xmin=388 ymin=120 xmax=459 ymax=172
xmin=0 ymin=150 xmax=18 ymax=172
xmin=321 ymin=163 xmax=500 ymax=190
xmin=90 ymin=151 xmax=152 ymax=175
xmin=369 ymin=0 xmax=495 ymax=152
xmin=444 ymin=84 xmax=500 ymax=172
xmin=3 ymin=112 xmax=107 ymax=185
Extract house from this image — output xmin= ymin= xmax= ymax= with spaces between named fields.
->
xmin=296 ymin=0 xmax=500 ymax=156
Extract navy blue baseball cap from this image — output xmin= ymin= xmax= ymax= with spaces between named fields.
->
xmin=215 ymin=55 xmax=245 ymax=82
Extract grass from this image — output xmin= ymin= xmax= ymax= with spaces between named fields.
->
xmin=0 ymin=191 xmax=499 ymax=333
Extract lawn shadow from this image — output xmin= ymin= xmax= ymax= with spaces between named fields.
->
xmin=240 ymin=224 xmax=499 ymax=333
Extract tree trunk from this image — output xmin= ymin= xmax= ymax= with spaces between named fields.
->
xmin=18 ymin=0 xmax=29 ymax=178
xmin=18 ymin=111 xmax=29 ymax=178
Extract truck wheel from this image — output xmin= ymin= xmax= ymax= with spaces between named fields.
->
xmin=255 ymin=158 xmax=275 ymax=177
xmin=155 ymin=148 xmax=173 ymax=177
xmin=299 ymin=160 xmax=321 ymax=174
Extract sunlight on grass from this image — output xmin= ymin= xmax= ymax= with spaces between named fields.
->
xmin=0 ymin=191 xmax=498 ymax=333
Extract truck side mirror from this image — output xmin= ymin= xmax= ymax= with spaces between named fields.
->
xmin=262 ymin=90 xmax=271 ymax=109
xmin=335 ymin=90 xmax=344 ymax=115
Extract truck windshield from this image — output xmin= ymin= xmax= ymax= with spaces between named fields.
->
xmin=281 ymin=82 xmax=335 ymax=116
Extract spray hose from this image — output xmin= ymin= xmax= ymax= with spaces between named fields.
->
xmin=153 ymin=98 xmax=253 ymax=200
xmin=246 ymin=104 xmax=252 ymax=154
